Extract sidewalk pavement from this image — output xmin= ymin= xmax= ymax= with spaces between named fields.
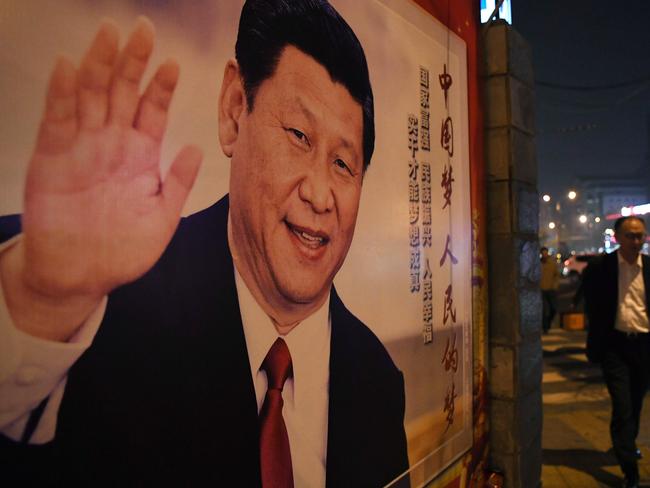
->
xmin=542 ymin=327 xmax=650 ymax=487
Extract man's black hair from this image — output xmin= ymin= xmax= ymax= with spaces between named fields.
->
xmin=540 ymin=247 xmax=548 ymax=253
xmin=235 ymin=0 xmax=375 ymax=170
xmin=614 ymin=215 xmax=646 ymax=233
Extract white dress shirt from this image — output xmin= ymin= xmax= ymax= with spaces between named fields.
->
xmin=614 ymin=252 xmax=649 ymax=334
xmin=0 ymin=236 xmax=331 ymax=487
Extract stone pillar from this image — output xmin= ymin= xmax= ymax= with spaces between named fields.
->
xmin=483 ymin=20 xmax=542 ymax=488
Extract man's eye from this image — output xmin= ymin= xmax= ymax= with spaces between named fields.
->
xmin=288 ymin=128 xmax=308 ymax=145
xmin=334 ymin=158 xmax=353 ymax=175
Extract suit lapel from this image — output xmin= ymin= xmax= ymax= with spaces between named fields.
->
xmin=177 ymin=195 xmax=261 ymax=483
xmin=211 ymin=197 xmax=261 ymax=481
xmin=324 ymin=288 xmax=409 ymax=487
xmin=605 ymin=251 xmax=620 ymax=325
xmin=641 ymin=254 xmax=650 ymax=320
xmin=325 ymin=287 xmax=358 ymax=487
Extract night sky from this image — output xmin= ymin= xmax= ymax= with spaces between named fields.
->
xmin=513 ymin=0 xmax=650 ymax=199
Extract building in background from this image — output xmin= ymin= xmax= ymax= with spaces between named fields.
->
xmin=540 ymin=167 xmax=649 ymax=256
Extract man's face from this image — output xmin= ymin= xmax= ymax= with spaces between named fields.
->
xmin=228 ymin=46 xmax=364 ymax=316
xmin=615 ymin=218 xmax=647 ymax=259
xmin=541 ymin=249 xmax=549 ymax=259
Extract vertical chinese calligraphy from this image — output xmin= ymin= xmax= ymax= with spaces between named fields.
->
xmin=438 ymin=63 xmax=452 ymax=109
xmin=408 ymin=114 xmax=420 ymax=293
xmin=420 ymin=67 xmax=430 ymax=152
xmin=423 ymin=258 xmax=433 ymax=343
xmin=439 ymin=234 xmax=459 ymax=267
xmin=419 ymin=66 xmax=432 ymax=344
xmin=441 ymin=333 xmax=459 ymax=373
xmin=421 ymin=162 xmax=432 ymax=248
xmin=437 ymin=62 xmax=458 ymax=432
xmin=418 ymin=67 xmax=432 ymax=344
xmin=443 ymin=284 xmax=457 ymax=326
xmin=440 ymin=116 xmax=454 ymax=157
xmin=443 ymin=382 xmax=458 ymax=432
xmin=441 ymin=163 xmax=454 ymax=210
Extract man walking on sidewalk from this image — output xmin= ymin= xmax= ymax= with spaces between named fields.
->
xmin=583 ymin=216 xmax=650 ymax=488
xmin=540 ymin=246 xmax=559 ymax=334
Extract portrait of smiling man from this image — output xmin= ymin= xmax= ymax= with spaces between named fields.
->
xmin=225 ymin=44 xmax=364 ymax=331
xmin=0 ymin=0 xmax=409 ymax=486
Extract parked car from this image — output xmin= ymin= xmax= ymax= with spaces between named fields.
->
xmin=562 ymin=253 xmax=599 ymax=281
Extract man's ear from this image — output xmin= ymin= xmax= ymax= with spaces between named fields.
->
xmin=218 ymin=58 xmax=246 ymax=157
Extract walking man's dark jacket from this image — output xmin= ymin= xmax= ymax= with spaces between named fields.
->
xmin=583 ymin=250 xmax=650 ymax=363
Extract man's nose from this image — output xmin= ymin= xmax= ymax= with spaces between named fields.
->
xmin=298 ymin=163 xmax=334 ymax=213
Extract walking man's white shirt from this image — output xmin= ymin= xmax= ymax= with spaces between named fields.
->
xmin=615 ymin=252 xmax=649 ymax=334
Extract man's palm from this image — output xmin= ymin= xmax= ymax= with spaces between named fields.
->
xmin=21 ymin=19 xmax=202 ymax=299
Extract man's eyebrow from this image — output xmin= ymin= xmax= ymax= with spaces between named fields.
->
xmin=289 ymin=95 xmax=316 ymax=125
xmin=336 ymin=136 xmax=359 ymax=162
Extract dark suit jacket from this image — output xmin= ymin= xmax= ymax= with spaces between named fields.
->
xmin=583 ymin=250 xmax=650 ymax=363
xmin=1 ymin=195 xmax=409 ymax=487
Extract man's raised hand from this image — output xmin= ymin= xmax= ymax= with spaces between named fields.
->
xmin=0 ymin=18 xmax=202 ymax=340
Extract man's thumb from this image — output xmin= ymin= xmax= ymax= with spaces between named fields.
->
xmin=162 ymin=145 xmax=203 ymax=219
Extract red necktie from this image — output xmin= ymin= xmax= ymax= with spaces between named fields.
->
xmin=259 ymin=338 xmax=294 ymax=488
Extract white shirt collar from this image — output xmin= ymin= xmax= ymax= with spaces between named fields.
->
xmin=233 ymin=266 xmax=331 ymax=410
xmin=617 ymin=250 xmax=643 ymax=269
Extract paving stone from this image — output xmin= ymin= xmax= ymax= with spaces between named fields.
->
xmin=542 ymin=328 xmax=650 ymax=487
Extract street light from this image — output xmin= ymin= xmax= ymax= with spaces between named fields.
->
xmin=568 ymin=190 xmax=577 ymax=200
xmin=542 ymin=194 xmax=551 ymax=202
xmin=594 ymin=217 xmax=601 ymax=223
xmin=579 ymin=214 xmax=588 ymax=224
xmin=548 ymin=222 xmax=556 ymax=229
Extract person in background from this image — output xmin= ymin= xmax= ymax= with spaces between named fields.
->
xmin=540 ymin=246 xmax=560 ymax=334
xmin=583 ymin=216 xmax=649 ymax=488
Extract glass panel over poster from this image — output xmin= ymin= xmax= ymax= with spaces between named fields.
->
xmin=332 ymin=1 xmax=473 ymax=485
xmin=0 ymin=0 xmax=471 ymax=486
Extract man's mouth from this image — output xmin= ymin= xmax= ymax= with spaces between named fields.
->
xmin=285 ymin=220 xmax=329 ymax=249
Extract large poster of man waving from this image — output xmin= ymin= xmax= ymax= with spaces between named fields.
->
xmin=0 ymin=1 xmax=472 ymax=486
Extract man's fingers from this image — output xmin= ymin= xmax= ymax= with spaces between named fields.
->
xmin=161 ymin=145 xmax=203 ymax=220
xmin=35 ymin=56 xmax=78 ymax=155
xmin=108 ymin=17 xmax=155 ymax=127
xmin=78 ymin=21 xmax=119 ymax=130
xmin=134 ymin=59 xmax=179 ymax=142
